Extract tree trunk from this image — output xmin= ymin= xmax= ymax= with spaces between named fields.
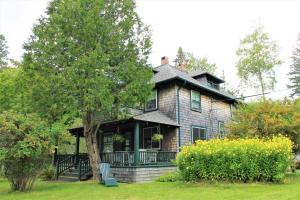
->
xmin=257 ymin=71 xmax=266 ymax=100
xmin=83 ymin=111 xmax=101 ymax=181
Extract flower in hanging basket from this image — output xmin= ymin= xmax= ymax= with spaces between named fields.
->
xmin=112 ymin=134 xmax=125 ymax=143
xmin=152 ymin=133 xmax=163 ymax=141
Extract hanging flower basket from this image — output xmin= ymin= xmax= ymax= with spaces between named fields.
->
xmin=152 ymin=133 xmax=163 ymax=141
xmin=112 ymin=134 xmax=125 ymax=143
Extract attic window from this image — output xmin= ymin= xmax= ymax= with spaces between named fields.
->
xmin=191 ymin=90 xmax=201 ymax=112
xmin=145 ymin=89 xmax=157 ymax=111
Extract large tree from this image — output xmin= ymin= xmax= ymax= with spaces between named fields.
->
xmin=23 ymin=0 xmax=153 ymax=180
xmin=288 ymin=33 xmax=300 ymax=98
xmin=236 ymin=26 xmax=282 ymax=98
xmin=0 ymin=34 xmax=9 ymax=68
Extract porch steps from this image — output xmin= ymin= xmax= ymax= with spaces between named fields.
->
xmin=57 ymin=168 xmax=93 ymax=182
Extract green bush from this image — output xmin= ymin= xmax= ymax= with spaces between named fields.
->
xmin=0 ymin=111 xmax=52 ymax=191
xmin=176 ymin=136 xmax=292 ymax=183
xmin=156 ymin=172 xmax=182 ymax=182
xmin=40 ymin=165 xmax=56 ymax=181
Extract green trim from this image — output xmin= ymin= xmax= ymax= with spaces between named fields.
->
xmin=191 ymin=125 xmax=207 ymax=143
xmin=177 ymin=88 xmax=181 ymax=148
xmin=190 ymin=90 xmax=202 ymax=112
xmin=134 ymin=122 xmax=140 ymax=166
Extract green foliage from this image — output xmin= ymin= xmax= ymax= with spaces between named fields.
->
xmin=0 ymin=34 xmax=8 ymax=68
xmin=22 ymin=0 xmax=154 ymax=179
xmin=186 ymin=52 xmax=217 ymax=74
xmin=39 ymin=165 xmax=56 ymax=181
xmin=0 ymin=67 xmax=22 ymax=112
xmin=0 ymin=111 xmax=53 ymax=191
xmin=156 ymin=172 xmax=182 ymax=182
xmin=288 ymin=33 xmax=300 ymax=97
xmin=176 ymin=136 xmax=292 ymax=183
xmin=236 ymin=26 xmax=282 ymax=97
xmin=175 ymin=47 xmax=217 ymax=74
xmin=227 ymin=99 xmax=300 ymax=151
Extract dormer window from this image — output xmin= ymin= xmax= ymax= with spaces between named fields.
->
xmin=207 ymin=80 xmax=220 ymax=90
xmin=145 ymin=89 xmax=157 ymax=111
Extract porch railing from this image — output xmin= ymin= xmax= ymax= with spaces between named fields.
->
xmin=78 ymin=157 xmax=91 ymax=181
xmin=55 ymin=155 xmax=76 ymax=178
xmin=100 ymin=151 xmax=177 ymax=167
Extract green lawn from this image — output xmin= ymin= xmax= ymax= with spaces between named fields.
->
xmin=1 ymin=173 xmax=300 ymax=200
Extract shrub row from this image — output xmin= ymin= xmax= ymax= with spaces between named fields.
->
xmin=176 ymin=136 xmax=292 ymax=182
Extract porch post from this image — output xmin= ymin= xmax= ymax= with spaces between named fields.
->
xmin=134 ymin=122 xmax=140 ymax=166
xmin=75 ymin=132 xmax=80 ymax=166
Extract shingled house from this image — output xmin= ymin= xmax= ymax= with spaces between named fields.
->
xmin=55 ymin=57 xmax=237 ymax=182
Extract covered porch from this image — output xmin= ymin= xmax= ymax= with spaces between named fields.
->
xmin=54 ymin=110 xmax=179 ymax=182
xmin=68 ymin=110 xmax=179 ymax=168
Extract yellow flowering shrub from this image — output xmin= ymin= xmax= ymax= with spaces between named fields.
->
xmin=176 ymin=136 xmax=292 ymax=182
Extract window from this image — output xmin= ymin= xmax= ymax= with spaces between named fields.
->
xmin=192 ymin=126 xmax=206 ymax=143
xmin=103 ymin=133 xmax=113 ymax=153
xmin=218 ymin=121 xmax=225 ymax=139
xmin=143 ymin=126 xmax=161 ymax=149
xmin=145 ymin=89 xmax=157 ymax=111
xmin=191 ymin=90 xmax=201 ymax=111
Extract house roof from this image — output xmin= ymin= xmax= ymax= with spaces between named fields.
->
xmin=152 ymin=64 xmax=236 ymax=101
xmin=133 ymin=110 xmax=179 ymax=127
xmin=189 ymin=70 xmax=225 ymax=83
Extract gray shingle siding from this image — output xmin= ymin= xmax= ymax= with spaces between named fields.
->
xmin=156 ymin=81 xmax=233 ymax=149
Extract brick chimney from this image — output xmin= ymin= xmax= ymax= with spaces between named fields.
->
xmin=161 ymin=56 xmax=169 ymax=65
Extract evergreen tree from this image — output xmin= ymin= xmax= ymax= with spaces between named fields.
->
xmin=23 ymin=0 xmax=153 ymax=180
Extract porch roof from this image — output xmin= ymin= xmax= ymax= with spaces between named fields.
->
xmin=69 ymin=110 xmax=179 ymax=136
xmin=133 ymin=110 xmax=179 ymax=127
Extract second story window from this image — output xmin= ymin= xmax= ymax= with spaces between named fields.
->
xmin=145 ymin=89 xmax=157 ymax=111
xmin=191 ymin=90 xmax=201 ymax=112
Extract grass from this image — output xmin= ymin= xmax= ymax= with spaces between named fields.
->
xmin=1 ymin=173 xmax=300 ymax=200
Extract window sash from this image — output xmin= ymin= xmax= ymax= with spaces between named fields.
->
xmin=192 ymin=126 xmax=206 ymax=143
xmin=145 ymin=90 xmax=157 ymax=111
xmin=191 ymin=90 xmax=201 ymax=111
xmin=218 ymin=122 xmax=225 ymax=138
xmin=143 ymin=126 xmax=161 ymax=149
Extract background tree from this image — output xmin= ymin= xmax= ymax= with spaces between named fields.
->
xmin=175 ymin=46 xmax=187 ymax=68
xmin=186 ymin=52 xmax=217 ymax=74
xmin=0 ymin=111 xmax=52 ymax=191
xmin=175 ymin=46 xmax=217 ymax=73
xmin=0 ymin=67 xmax=22 ymax=111
xmin=288 ymin=33 xmax=300 ymax=98
xmin=0 ymin=34 xmax=9 ymax=69
xmin=236 ymin=26 xmax=282 ymax=98
xmin=227 ymin=99 xmax=300 ymax=152
xmin=23 ymin=0 xmax=153 ymax=180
